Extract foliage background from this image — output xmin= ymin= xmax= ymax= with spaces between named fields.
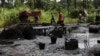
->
xmin=0 ymin=0 xmax=100 ymax=27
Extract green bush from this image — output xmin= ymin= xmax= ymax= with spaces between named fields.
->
xmin=87 ymin=7 xmax=96 ymax=23
xmin=87 ymin=16 xmax=95 ymax=23
xmin=0 ymin=6 xmax=30 ymax=27
xmin=40 ymin=10 xmax=53 ymax=23
xmin=69 ymin=9 xmax=79 ymax=18
xmin=0 ymin=7 xmax=88 ymax=27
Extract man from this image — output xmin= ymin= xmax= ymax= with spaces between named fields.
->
xmin=57 ymin=12 xmax=63 ymax=25
xmin=50 ymin=13 xmax=55 ymax=24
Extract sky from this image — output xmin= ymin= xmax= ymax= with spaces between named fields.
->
xmin=56 ymin=0 xmax=61 ymax=2
xmin=51 ymin=0 xmax=61 ymax=2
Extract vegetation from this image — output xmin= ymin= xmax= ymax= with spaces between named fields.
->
xmin=0 ymin=0 xmax=100 ymax=27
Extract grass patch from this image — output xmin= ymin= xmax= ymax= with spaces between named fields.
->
xmin=0 ymin=8 xmax=78 ymax=27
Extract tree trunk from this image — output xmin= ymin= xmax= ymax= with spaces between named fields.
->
xmin=67 ymin=0 xmax=70 ymax=16
xmin=34 ymin=0 xmax=43 ymax=8
xmin=83 ymin=0 xmax=88 ymax=8
xmin=1 ymin=0 xmax=5 ymax=7
xmin=12 ymin=0 xmax=16 ymax=6
xmin=74 ymin=0 xmax=77 ymax=8
xmin=94 ymin=0 xmax=98 ymax=8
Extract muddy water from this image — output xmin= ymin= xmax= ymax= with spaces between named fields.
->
xmin=70 ymin=26 xmax=100 ymax=49
xmin=0 ymin=24 xmax=100 ymax=56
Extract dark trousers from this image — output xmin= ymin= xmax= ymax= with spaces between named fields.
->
xmin=57 ymin=21 xmax=63 ymax=25
xmin=50 ymin=18 xmax=55 ymax=24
